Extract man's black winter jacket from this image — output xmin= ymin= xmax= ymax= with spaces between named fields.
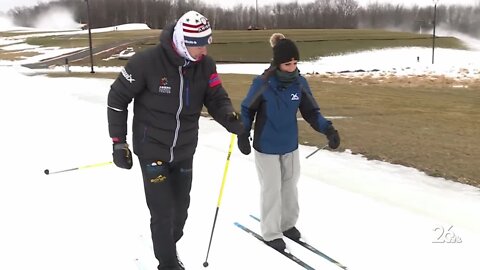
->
xmin=107 ymin=24 xmax=237 ymax=162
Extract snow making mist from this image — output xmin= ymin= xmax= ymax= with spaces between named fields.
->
xmin=0 ymin=14 xmax=15 ymax=30
xmin=33 ymin=7 xmax=81 ymax=30
xmin=434 ymin=25 xmax=480 ymax=51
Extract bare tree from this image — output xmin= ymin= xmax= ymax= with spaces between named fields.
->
xmin=334 ymin=0 xmax=359 ymax=28
xmin=5 ymin=0 xmax=480 ymax=37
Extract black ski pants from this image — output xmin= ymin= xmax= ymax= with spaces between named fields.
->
xmin=139 ymin=157 xmax=193 ymax=270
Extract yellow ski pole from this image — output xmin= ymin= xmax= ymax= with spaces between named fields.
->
xmin=203 ymin=133 xmax=236 ymax=267
xmin=44 ymin=161 xmax=113 ymax=175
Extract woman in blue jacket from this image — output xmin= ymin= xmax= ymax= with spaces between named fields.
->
xmin=238 ymin=33 xmax=340 ymax=251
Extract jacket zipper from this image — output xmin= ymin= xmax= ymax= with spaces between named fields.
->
xmin=169 ymin=66 xmax=184 ymax=162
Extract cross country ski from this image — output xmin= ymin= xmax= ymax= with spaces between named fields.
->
xmin=249 ymin=215 xmax=347 ymax=269
xmin=234 ymin=222 xmax=315 ymax=270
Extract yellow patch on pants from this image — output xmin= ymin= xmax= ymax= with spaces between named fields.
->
xmin=150 ymin=174 xmax=166 ymax=183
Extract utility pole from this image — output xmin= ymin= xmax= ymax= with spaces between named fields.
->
xmin=255 ymin=0 xmax=258 ymax=29
xmin=432 ymin=0 xmax=439 ymax=64
xmin=85 ymin=0 xmax=95 ymax=73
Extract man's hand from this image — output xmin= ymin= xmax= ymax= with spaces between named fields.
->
xmin=112 ymin=143 xmax=133 ymax=169
xmin=225 ymin=112 xmax=245 ymax=135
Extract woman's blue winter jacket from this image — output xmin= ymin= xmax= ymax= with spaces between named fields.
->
xmin=240 ymin=73 xmax=332 ymax=155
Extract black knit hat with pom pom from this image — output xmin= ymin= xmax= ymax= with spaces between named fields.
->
xmin=270 ymin=33 xmax=299 ymax=66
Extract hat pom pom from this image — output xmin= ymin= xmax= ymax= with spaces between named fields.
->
xmin=269 ymin=33 xmax=285 ymax=48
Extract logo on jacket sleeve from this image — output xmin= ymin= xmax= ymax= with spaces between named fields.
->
xmin=121 ymin=67 xmax=135 ymax=83
xmin=291 ymin=93 xmax=299 ymax=101
xmin=158 ymin=77 xmax=171 ymax=94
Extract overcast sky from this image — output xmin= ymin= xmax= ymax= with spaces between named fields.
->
xmin=0 ymin=0 xmax=478 ymax=13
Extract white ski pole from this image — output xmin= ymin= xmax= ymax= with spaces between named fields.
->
xmin=305 ymin=144 xmax=329 ymax=159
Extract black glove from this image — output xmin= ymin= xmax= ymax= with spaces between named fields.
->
xmin=325 ymin=126 xmax=340 ymax=149
xmin=237 ymin=133 xmax=251 ymax=155
xmin=225 ymin=112 xmax=245 ymax=135
xmin=112 ymin=143 xmax=133 ymax=169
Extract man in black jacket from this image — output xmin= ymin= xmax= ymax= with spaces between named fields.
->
xmin=107 ymin=11 xmax=244 ymax=270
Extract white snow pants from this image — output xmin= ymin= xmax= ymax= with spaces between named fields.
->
xmin=254 ymin=149 xmax=300 ymax=241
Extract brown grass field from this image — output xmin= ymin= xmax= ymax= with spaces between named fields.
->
xmin=220 ymin=73 xmax=480 ymax=187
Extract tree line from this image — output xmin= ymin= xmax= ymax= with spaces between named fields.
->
xmin=6 ymin=0 xmax=480 ymax=37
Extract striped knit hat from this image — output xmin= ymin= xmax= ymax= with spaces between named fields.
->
xmin=176 ymin=11 xmax=212 ymax=47
xmin=173 ymin=11 xmax=212 ymax=62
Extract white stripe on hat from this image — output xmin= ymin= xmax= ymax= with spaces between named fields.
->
xmin=173 ymin=21 xmax=196 ymax=62
xmin=183 ymin=28 xmax=212 ymax=38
